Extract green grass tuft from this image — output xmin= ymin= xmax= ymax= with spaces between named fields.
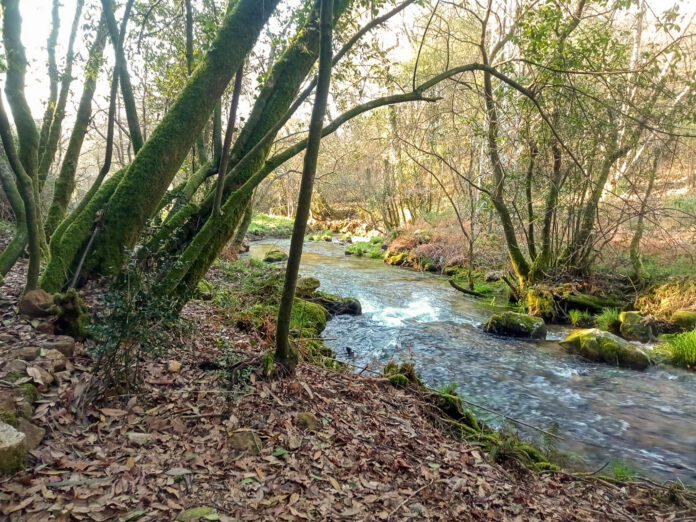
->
xmin=659 ymin=329 xmax=696 ymax=369
xmin=595 ymin=308 xmax=619 ymax=331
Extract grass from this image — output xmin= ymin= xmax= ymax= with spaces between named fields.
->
xmin=607 ymin=460 xmax=639 ymax=481
xmin=595 ymin=308 xmax=619 ymax=332
xmin=345 ymin=240 xmax=384 ymax=259
xmin=658 ymin=329 xmax=696 ymax=369
xmin=305 ymin=230 xmax=332 ymax=242
xmin=247 ymin=213 xmax=295 ymax=238
xmin=569 ymin=309 xmax=593 ymax=327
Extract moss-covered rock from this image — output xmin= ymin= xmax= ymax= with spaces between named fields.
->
xmin=307 ymin=291 xmax=361 ymax=316
xmin=296 ymin=276 xmax=321 ymax=297
xmin=385 ymin=252 xmax=407 ymax=266
xmin=671 ymin=310 xmax=696 ymax=331
xmin=51 ymin=288 xmax=89 ymax=340
xmin=484 ymin=311 xmax=547 ymax=340
xmin=619 ymin=311 xmax=653 ymax=343
xmin=559 ymin=328 xmax=650 ymax=370
xmin=291 ymin=298 xmax=328 ymax=335
xmin=0 ymin=420 xmax=26 ymax=474
xmin=263 ymin=248 xmax=288 ymax=263
xmin=18 ymin=289 xmax=54 ymax=317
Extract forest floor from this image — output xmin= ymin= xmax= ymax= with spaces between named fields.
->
xmin=1 ymin=262 xmax=695 ymax=520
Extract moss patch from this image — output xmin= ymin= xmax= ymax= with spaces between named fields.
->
xmin=560 ymin=329 xmax=650 ymax=371
xmin=484 ymin=311 xmax=547 ymax=340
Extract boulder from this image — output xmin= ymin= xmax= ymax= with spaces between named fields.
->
xmin=671 ymin=310 xmax=696 ymax=331
xmin=484 ymin=311 xmax=547 ymax=340
xmin=18 ymin=289 xmax=54 ymax=318
xmin=484 ymin=270 xmax=505 ymax=282
xmin=263 ymin=248 xmax=288 ymax=263
xmin=296 ymin=276 xmax=321 ymax=298
xmin=44 ymin=349 xmax=66 ymax=372
xmin=0 ymin=420 xmax=26 ymax=474
xmin=559 ymin=328 xmax=650 ymax=371
xmin=308 ymin=291 xmax=361 ymax=316
xmin=42 ymin=336 xmax=76 ymax=358
xmin=619 ymin=311 xmax=653 ymax=342
xmin=291 ymin=298 xmax=329 ymax=334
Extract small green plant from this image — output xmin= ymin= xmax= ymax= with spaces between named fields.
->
xmin=438 ymin=382 xmax=458 ymax=395
xmin=568 ymin=309 xmax=592 ymax=327
xmin=660 ymin=329 xmax=696 ymax=369
xmin=595 ymin=308 xmax=619 ymax=331
xmin=608 ymin=460 xmax=638 ymax=481
xmin=345 ymin=242 xmax=384 ymax=259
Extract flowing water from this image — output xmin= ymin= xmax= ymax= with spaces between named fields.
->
xmin=247 ymin=239 xmax=696 ymax=482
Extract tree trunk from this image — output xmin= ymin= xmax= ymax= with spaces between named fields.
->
xmin=41 ymin=0 xmax=281 ymax=291
xmin=44 ymin=18 xmax=107 ymax=238
xmin=0 ymin=147 xmax=27 ymax=276
xmin=276 ymin=0 xmax=334 ymax=373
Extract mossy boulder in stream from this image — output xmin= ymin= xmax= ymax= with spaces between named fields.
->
xmin=296 ymin=277 xmax=321 ymax=297
xmin=308 ymin=291 xmax=361 ymax=316
xmin=263 ymin=248 xmax=288 ymax=263
xmin=484 ymin=311 xmax=547 ymax=340
xmin=291 ymin=298 xmax=328 ymax=335
xmin=560 ymin=328 xmax=650 ymax=370
xmin=671 ymin=310 xmax=696 ymax=331
xmin=618 ymin=311 xmax=653 ymax=343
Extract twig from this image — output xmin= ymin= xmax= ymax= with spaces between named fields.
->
xmin=387 ymin=480 xmax=434 ymax=520
xmin=448 ymin=279 xmax=485 ymax=298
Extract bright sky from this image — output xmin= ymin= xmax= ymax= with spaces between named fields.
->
xmin=9 ymin=0 xmax=693 ymax=118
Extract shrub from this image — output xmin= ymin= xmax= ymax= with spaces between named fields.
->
xmin=661 ymin=330 xmax=696 ymax=369
xmin=568 ymin=309 xmax=592 ymax=327
xmin=595 ymin=308 xmax=620 ymax=332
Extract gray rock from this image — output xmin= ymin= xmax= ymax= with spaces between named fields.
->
xmin=42 ymin=336 xmax=75 ymax=358
xmin=18 ymin=289 xmax=54 ymax=318
xmin=0 ymin=420 xmax=26 ymax=474
xmin=18 ymin=418 xmax=45 ymax=450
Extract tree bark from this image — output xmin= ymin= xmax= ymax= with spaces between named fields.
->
xmin=276 ymin=0 xmax=334 ymax=373
xmin=0 ymin=146 xmax=27 ymax=276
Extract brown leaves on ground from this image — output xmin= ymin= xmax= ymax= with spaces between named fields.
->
xmin=0 ymin=275 xmax=693 ymax=520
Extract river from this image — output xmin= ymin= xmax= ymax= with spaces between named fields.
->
xmin=247 ymin=238 xmax=696 ymax=482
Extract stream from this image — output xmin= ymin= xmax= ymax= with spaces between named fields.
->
xmin=247 ymin=238 xmax=696 ymax=482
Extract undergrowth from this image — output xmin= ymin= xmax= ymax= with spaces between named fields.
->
xmin=247 ymin=212 xmax=295 ymax=238
xmin=595 ymin=308 xmax=620 ymax=332
xmin=657 ymin=330 xmax=696 ymax=369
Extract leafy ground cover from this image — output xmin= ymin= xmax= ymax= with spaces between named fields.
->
xmin=247 ymin=213 xmax=296 ymax=239
xmin=1 ymin=260 xmax=694 ymax=520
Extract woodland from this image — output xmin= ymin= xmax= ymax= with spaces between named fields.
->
xmin=0 ymin=0 xmax=696 ymax=519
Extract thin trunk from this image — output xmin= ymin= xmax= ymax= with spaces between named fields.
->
xmin=525 ymin=142 xmax=537 ymax=260
xmin=101 ymin=0 xmax=143 ymax=154
xmin=38 ymin=0 xmax=60 ymax=162
xmin=214 ymin=64 xmax=244 ymax=215
xmin=44 ymin=18 xmax=108 ymax=238
xmin=0 ymin=147 xmax=27 ymax=276
xmin=276 ymin=0 xmax=333 ymax=373
xmin=0 ymin=97 xmax=40 ymax=291
xmin=38 ymin=0 xmax=84 ymax=188
xmin=630 ymin=149 xmax=660 ymax=284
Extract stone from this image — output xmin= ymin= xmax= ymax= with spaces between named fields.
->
xmin=36 ymin=321 xmax=56 ymax=334
xmin=44 ymin=349 xmax=66 ymax=372
xmin=484 ymin=311 xmax=547 ymax=340
xmin=4 ymin=359 xmax=28 ymax=373
xmin=671 ymin=310 xmax=696 ymax=331
xmin=127 ymin=432 xmax=153 ymax=446
xmin=12 ymin=346 xmax=40 ymax=362
xmin=229 ymin=430 xmax=262 ymax=454
xmin=0 ymin=420 xmax=26 ymax=474
xmin=26 ymin=366 xmax=54 ymax=386
xmin=18 ymin=289 xmax=54 ymax=317
xmin=263 ymin=248 xmax=288 ymax=263
xmin=295 ymin=412 xmax=320 ymax=432
xmin=619 ymin=311 xmax=653 ymax=343
xmin=42 ymin=336 xmax=75 ymax=358
xmin=18 ymin=418 xmax=45 ymax=450
xmin=296 ymin=277 xmax=321 ymax=298
xmin=308 ymin=291 xmax=362 ymax=316
xmin=559 ymin=328 xmax=650 ymax=371
xmin=168 ymin=360 xmax=182 ymax=373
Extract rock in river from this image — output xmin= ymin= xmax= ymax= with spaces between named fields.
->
xmin=483 ymin=311 xmax=547 ymax=340
xmin=560 ymin=328 xmax=650 ymax=371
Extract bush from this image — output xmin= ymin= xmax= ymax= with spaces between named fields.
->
xmin=595 ymin=308 xmax=620 ymax=332
xmin=660 ymin=330 xmax=696 ymax=369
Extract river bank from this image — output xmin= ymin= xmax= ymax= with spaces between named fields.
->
xmin=247 ymin=238 xmax=696 ymax=483
xmin=3 ymin=258 xmax=693 ymax=519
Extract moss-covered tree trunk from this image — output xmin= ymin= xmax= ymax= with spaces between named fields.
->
xmin=0 ymin=147 xmax=27 ymax=277
xmin=44 ymin=18 xmax=107 ymax=238
xmin=276 ymin=0 xmax=334 ymax=373
xmin=40 ymin=0 xmax=281 ymax=292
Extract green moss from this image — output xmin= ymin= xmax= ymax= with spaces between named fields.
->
xmin=296 ymin=276 xmax=321 ymax=297
xmin=263 ymin=248 xmax=288 ymax=263
xmin=386 ymin=252 xmax=407 ymax=266
xmin=560 ymin=328 xmax=650 ymax=370
xmin=291 ymin=298 xmax=328 ymax=335
xmin=526 ymin=288 xmax=554 ymax=319
xmin=345 ymin=242 xmax=384 ymax=259
xmin=618 ymin=311 xmax=653 ymax=342
xmin=51 ymin=288 xmax=89 ymax=339
xmin=671 ymin=310 xmax=696 ymax=331
xmin=0 ymin=411 xmax=19 ymax=429
xmin=484 ymin=311 xmax=547 ymax=339
xmin=595 ymin=308 xmax=621 ymax=333
xmin=389 ymin=374 xmax=409 ymax=387
xmin=3 ymin=372 xmax=24 ymax=383
xmin=247 ymin=212 xmax=295 ymax=238
xmin=18 ymin=383 xmax=38 ymax=404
